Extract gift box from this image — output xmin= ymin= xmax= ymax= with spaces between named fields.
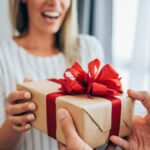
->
xmin=17 ymin=59 xmax=135 ymax=148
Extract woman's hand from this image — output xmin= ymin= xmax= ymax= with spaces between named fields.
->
xmin=57 ymin=108 xmax=92 ymax=150
xmin=5 ymin=78 xmax=36 ymax=132
xmin=108 ymin=89 xmax=150 ymax=150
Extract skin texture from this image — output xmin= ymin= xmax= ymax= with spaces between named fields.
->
xmin=26 ymin=0 xmax=71 ymax=35
xmin=58 ymin=89 xmax=150 ymax=150
xmin=15 ymin=0 xmax=71 ymax=57
xmin=0 ymin=0 xmax=71 ymax=150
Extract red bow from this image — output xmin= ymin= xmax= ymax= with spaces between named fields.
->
xmin=51 ymin=59 xmax=123 ymax=97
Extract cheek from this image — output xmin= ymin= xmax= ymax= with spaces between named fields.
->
xmin=26 ymin=0 xmax=42 ymax=13
xmin=62 ymin=0 xmax=71 ymax=14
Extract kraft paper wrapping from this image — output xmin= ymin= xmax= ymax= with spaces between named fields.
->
xmin=17 ymin=80 xmax=134 ymax=148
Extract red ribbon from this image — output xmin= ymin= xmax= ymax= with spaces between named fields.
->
xmin=46 ymin=92 xmax=65 ymax=138
xmin=46 ymin=59 xmax=123 ymax=138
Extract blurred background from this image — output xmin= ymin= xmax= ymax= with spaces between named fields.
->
xmin=0 ymin=0 xmax=149 ymax=114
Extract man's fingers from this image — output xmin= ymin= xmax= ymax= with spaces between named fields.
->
xmin=58 ymin=108 xmax=92 ymax=150
xmin=128 ymin=89 xmax=150 ymax=113
xmin=109 ymin=136 xmax=129 ymax=149
xmin=57 ymin=108 xmax=80 ymax=145
xmin=144 ymin=115 xmax=150 ymax=126
xmin=58 ymin=143 xmax=67 ymax=150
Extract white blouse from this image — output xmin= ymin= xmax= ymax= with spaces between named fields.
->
xmin=0 ymin=35 xmax=104 ymax=150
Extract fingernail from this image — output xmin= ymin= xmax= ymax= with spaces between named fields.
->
xmin=58 ymin=109 xmax=67 ymax=120
xmin=27 ymin=114 xmax=35 ymax=121
xmin=25 ymin=124 xmax=31 ymax=129
xmin=28 ymin=104 xmax=36 ymax=110
xmin=24 ymin=92 xmax=31 ymax=99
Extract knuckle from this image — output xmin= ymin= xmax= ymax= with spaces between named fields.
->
xmin=141 ymin=91 xmax=150 ymax=101
xmin=15 ymin=91 xmax=20 ymax=99
xmin=7 ymin=93 xmax=13 ymax=102
xmin=10 ymin=105 xmax=16 ymax=114
xmin=122 ymin=142 xmax=126 ymax=149
xmin=8 ymin=116 xmax=13 ymax=122
xmin=16 ymin=104 xmax=25 ymax=114
xmin=16 ymin=104 xmax=26 ymax=114
xmin=142 ymin=91 xmax=148 ymax=95
xmin=21 ymin=116 xmax=27 ymax=123
xmin=23 ymin=103 xmax=29 ymax=111
xmin=7 ymin=91 xmax=19 ymax=103
xmin=5 ymin=104 xmax=9 ymax=113
xmin=7 ymin=105 xmax=13 ymax=114
xmin=12 ymin=91 xmax=18 ymax=99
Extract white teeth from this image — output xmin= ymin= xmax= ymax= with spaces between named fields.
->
xmin=43 ymin=11 xmax=60 ymax=18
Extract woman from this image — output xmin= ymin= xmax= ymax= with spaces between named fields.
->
xmin=0 ymin=0 xmax=104 ymax=150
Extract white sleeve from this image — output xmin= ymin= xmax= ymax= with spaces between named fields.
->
xmin=0 ymin=52 xmax=6 ymax=127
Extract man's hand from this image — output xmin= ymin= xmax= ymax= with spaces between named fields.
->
xmin=58 ymin=89 xmax=150 ymax=150
xmin=108 ymin=89 xmax=150 ymax=150
xmin=57 ymin=108 xmax=92 ymax=150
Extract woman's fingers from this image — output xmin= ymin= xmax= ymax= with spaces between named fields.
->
xmin=12 ymin=123 xmax=31 ymax=132
xmin=6 ymin=88 xmax=36 ymax=133
xmin=8 ymin=113 xmax=35 ymax=125
xmin=109 ymin=136 xmax=129 ymax=150
xmin=6 ymin=102 xmax=36 ymax=115
xmin=128 ymin=89 xmax=150 ymax=114
xmin=7 ymin=91 xmax=31 ymax=104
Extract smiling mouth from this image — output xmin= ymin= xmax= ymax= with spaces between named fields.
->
xmin=41 ymin=11 xmax=61 ymax=21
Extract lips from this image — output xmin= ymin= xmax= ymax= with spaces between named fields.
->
xmin=41 ymin=11 xmax=61 ymax=20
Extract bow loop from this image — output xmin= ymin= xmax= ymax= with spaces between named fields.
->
xmin=50 ymin=59 xmax=123 ymax=97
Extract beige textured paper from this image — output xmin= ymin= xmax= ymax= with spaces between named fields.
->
xmin=17 ymin=80 xmax=135 ymax=148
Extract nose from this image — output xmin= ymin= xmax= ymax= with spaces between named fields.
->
xmin=46 ymin=0 xmax=60 ymax=6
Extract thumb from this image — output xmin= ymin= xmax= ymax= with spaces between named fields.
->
xmin=57 ymin=108 xmax=92 ymax=150
xmin=57 ymin=108 xmax=81 ymax=145
xmin=58 ymin=143 xmax=67 ymax=150
xmin=128 ymin=89 xmax=150 ymax=114
xmin=109 ymin=136 xmax=129 ymax=150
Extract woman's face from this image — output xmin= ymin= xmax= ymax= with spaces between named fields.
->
xmin=25 ymin=0 xmax=71 ymax=35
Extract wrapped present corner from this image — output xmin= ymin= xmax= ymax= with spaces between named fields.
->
xmin=17 ymin=59 xmax=135 ymax=148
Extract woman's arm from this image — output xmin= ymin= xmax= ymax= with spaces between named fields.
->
xmin=0 ymin=78 xmax=36 ymax=150
xmin=0 ymin=119 xmax=22 ymax=150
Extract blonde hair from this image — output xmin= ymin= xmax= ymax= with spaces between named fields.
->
xmin=9 ymin=0 xmax=80 ymax=65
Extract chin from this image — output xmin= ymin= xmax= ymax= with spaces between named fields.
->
xmin=43 ymin=26 xmax=60 ymax=35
